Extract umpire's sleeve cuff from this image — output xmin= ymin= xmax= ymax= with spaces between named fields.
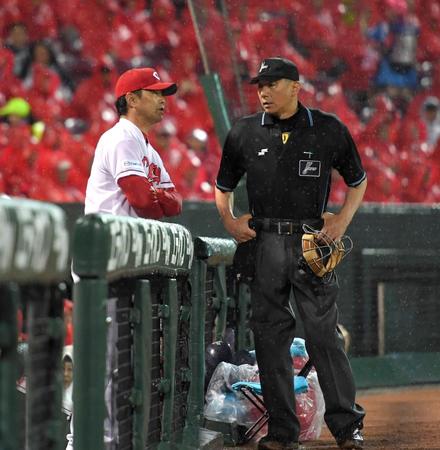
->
xmin=347 ymin=172 xmax=367 ymax=187
xmin=215 ymin=181 xmax=234 ymax=193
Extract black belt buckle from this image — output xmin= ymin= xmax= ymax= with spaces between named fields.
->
xmin=277 ymin=221 xmax=294 ymax=235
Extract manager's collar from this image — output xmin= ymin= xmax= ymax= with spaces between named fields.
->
xmin=119 ymin=117 xmax=146 ymax=139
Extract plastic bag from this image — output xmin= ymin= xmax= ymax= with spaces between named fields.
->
xmin=204 ymin=339 xmax=325 ymax=442
xmin=295 ymin=367 xmax=325 ymax=441
xmin=204 ymin=362 xmax=259 ymax=425
xmin=290 ymin=338 xmax=325 ymax=440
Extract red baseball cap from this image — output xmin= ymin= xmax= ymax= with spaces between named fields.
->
xmin=115 ymin=67 xmax=177 ymax=98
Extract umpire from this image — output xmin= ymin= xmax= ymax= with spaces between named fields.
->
xmin=215 ymin=57 xmax=367 ymax=450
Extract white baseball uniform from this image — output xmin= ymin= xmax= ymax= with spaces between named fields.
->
xmin=76 ymin=118 xmax=176 ymax=450
xmin=85 ymin=117 xmax=174 ymax=217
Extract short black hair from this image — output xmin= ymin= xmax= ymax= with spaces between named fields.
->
xmin=115 ymin=89 xmax=142 ymax=116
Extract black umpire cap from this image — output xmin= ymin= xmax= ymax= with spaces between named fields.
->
xmin=250 ymin=57 xmax=299 ymax=84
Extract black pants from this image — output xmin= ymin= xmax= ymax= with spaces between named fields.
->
xmin=250 ymin=231 xmax=365 ymax=442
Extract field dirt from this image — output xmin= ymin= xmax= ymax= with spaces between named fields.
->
xmin=227 ymin=385 xmax=440 ymax=449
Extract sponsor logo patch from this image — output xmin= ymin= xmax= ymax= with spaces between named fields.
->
xmin=299 ymin=160 xmax=321 ymax=177
xmin=123 ymin=160 xmax=142 ymax=167
xmin=258 ymin=148 xmax=269 ymax=156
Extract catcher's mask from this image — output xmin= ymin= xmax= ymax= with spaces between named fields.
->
xmin=300 ymin=224 xmax=353 ymax=278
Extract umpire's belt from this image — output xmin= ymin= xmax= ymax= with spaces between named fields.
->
xmin=249 ymin=218 xmax=324 ymax=235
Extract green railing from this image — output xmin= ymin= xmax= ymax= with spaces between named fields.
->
xmin=72 ymin=214 xmax=194 ymax=450
xmin=71 ymin=211 xmax=253 ymax=450
xmin=0 ymin=198 xmax=70 ymax=450
xmin=72 ymin=214 xmax=252 ymax=450
xmin=182 ymin=237 xmax=237 ymax=449
xmin=0 ymin=199 xmax=245 ymax=450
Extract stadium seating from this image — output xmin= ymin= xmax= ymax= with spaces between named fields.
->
xmin=1 ymin=0 xmax=439 ymax=203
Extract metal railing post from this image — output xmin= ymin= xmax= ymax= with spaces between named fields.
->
xmin=73 ymin=279 xmax=107 ymax=450
xmin=182 ymin=259 xmax=208 ymax=448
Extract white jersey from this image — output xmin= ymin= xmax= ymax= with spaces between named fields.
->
xmin=85 ymin=118 xmax=174 ymax=217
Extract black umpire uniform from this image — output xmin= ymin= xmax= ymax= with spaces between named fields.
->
xmin=216 ymin=58 xmax=366 ymax=446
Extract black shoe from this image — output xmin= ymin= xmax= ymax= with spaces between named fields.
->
xmin=336 ymin=427 xmax=364 ymax=449
xmin=258 ymin=435 xmax=303 ymax=450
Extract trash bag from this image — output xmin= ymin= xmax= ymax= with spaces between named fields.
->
xmin=204 ymin=362 xmax=259 ymax=425
xmin=295 ymin=366 xmax=325 ymax=441
xmin=204 ymin=337 xmax=325 ymax=442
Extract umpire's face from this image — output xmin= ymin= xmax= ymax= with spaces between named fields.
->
xmin=257 ymin=78 xmax=300 ymax=119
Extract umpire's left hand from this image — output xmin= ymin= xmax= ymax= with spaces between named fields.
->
xmin=320 ymin=211 xmax=349 ymax=242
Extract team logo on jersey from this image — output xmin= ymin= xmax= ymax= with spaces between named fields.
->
xmin=299 ymin=160 xmax=321 ymax=177
xmin=282 ymin=132 xmax=290 ymax=144
xmin=258 ymin=148 xmax=269 ymax=156
xmin=142 ymin=157 xmax=162 ymax=184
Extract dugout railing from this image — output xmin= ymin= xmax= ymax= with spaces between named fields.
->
xmin=0 ymin=198 xmax=70 ymax=450
xmin=72 ymin=213 xmax=194 ymax=450
xmin=182 ymin=236 xmax=249 ymax=449
xmin=0 ymin=198 xmax=253 ymax=450
xmin=71 ymin=214 xmax=249 ymax=450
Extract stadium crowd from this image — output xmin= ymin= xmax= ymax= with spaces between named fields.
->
xmin=1 ymin=0 xmax=440 ymax=203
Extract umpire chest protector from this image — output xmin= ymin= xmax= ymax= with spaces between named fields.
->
xmin=216 ymin=102 xmax=366 ymax=220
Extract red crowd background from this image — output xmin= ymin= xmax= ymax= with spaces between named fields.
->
xmin=1 ymin=0 xmax=440 ymax=204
